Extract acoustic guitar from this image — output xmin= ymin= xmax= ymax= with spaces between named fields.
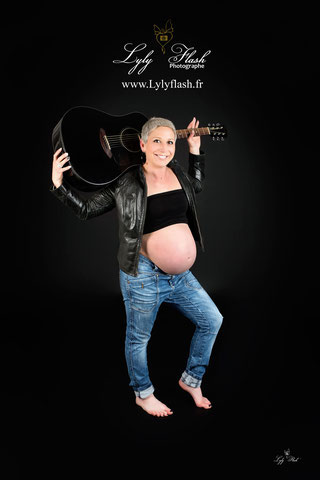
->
xmin=52 ymin=106 xmax=227 ymax=191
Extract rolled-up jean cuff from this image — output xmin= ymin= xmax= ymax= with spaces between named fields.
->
xmin=134 ymin=385 xmax=154 ymax=399
xmin=181 ymin=371 xmax=202 ymax=388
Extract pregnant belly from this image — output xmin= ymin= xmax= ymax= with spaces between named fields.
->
xmin=140 ymin=223 xmax=197 ymax=274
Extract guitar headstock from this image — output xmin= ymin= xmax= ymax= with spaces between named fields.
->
xmin=208 ymin=123 xmax=228 ymax=141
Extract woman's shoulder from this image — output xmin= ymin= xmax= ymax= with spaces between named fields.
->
xmin=113 ymin=165 xmax=144 ymax=190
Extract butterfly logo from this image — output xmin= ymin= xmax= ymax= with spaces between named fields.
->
xmin=153 ymin=19 xmax=174 ymax=54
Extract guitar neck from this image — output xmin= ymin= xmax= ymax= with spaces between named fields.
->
xmin=176 ymin=127 xmax=210 ymax=139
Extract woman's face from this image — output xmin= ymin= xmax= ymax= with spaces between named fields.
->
xmin=140 ymin=127 xmax=176 ymax=168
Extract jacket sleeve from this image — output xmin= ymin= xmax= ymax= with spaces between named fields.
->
xmin=49 ymin=179 xmax=116 ymax=220
xmin=187 ymin=151 xmax=205 ymax=193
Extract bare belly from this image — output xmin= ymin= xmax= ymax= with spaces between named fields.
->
xmin=140 ymin=223 xmax=197 ymax=274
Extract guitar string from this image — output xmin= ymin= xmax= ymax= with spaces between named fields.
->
xmin=106 ymin=136 xmax=204 ymax=146
xmin=106 ymin=134 xmax=222 ymax=147
xmin=105 ymin=133 xmax=211 ymax=145
xmin=105 ymin=129 xmax=211 ymax=139
xmin=105 ymin=128 xmax=212 ymax=139
xmin=106 ymin=131 xmax=219 ymax=142
xmin=104 ymin=128 xmax=219 ymax=147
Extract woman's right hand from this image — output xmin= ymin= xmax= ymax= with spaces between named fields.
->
xmin=52 ymin=148 xmax=72 ymax=188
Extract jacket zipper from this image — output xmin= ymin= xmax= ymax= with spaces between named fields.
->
xmin=133 ymin=170 xmax=148 ymax=275
xmin=172 ymin=165 xmax=204 ymax=251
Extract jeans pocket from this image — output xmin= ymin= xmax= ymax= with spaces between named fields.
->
xmin=184 ymin=271 xmax=202 ymax=290
xmin=127 ymin=275 xmax=158 ymax=313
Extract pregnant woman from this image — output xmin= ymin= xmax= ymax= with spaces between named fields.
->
xmin=50 ymin=116 xmax=223 ymax=417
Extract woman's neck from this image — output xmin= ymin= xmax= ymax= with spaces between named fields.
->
xmin=143 ymin=164 xmax=169 ymax=183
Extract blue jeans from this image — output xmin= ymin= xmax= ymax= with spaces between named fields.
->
xmin=119 ymin=254 xmax=223 ymax=399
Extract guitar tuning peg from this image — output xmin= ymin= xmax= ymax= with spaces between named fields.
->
xmin=216 ymin=122 xmax=220 ymax=126
xmin=221 ymin=137 xmax=224 ymax=141
xmin=212 ymin=136 xmax=216 ymax=141
xmin=208 ymin=123 xmax=211 ymax=127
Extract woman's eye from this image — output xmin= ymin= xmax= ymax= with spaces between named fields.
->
xmin=152 ymin=139 xmax=174 ymax=144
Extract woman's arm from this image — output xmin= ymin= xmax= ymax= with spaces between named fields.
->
xmin=50 ymin=149 xmax=116 ymax=219
xmin=187 ymin=151 xmax=205 ymax=194
xmin=186 ymin=117 xmax=205 ymax=193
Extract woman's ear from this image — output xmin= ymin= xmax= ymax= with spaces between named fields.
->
xmin=140 ymin=138 xmax=146 ymax=152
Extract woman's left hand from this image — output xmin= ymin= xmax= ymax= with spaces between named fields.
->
xmin=187 ymin=117 xmax=201 ymax=155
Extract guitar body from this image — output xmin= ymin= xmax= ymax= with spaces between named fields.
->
xmin=52 ymin=106 xmax=148 ymax=191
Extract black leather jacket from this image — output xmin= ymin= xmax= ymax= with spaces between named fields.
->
xmin=50 ymin=152 xmax=205 ymax=276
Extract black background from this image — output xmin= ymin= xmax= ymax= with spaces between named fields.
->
xmin=2 ymin=6 xmax=319 ymax=478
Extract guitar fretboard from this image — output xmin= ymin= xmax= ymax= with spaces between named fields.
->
xmin=176 ymin=127 xmax=210 ymax=139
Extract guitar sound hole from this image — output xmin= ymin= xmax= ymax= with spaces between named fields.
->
xmin=120 ymin=127 xmax=140 ymax=153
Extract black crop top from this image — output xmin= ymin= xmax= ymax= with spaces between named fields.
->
xmin=143 ymin=188 xmax=189 ymax=234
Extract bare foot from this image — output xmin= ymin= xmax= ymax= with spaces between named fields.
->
xmin=178 ymin=379 xmax=212 ymax=409
xmin=136 ymin=394 xmax=173 ymax=417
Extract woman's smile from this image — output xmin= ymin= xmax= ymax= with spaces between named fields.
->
xmin=154 ymin=153 xmax=169 ymax=160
